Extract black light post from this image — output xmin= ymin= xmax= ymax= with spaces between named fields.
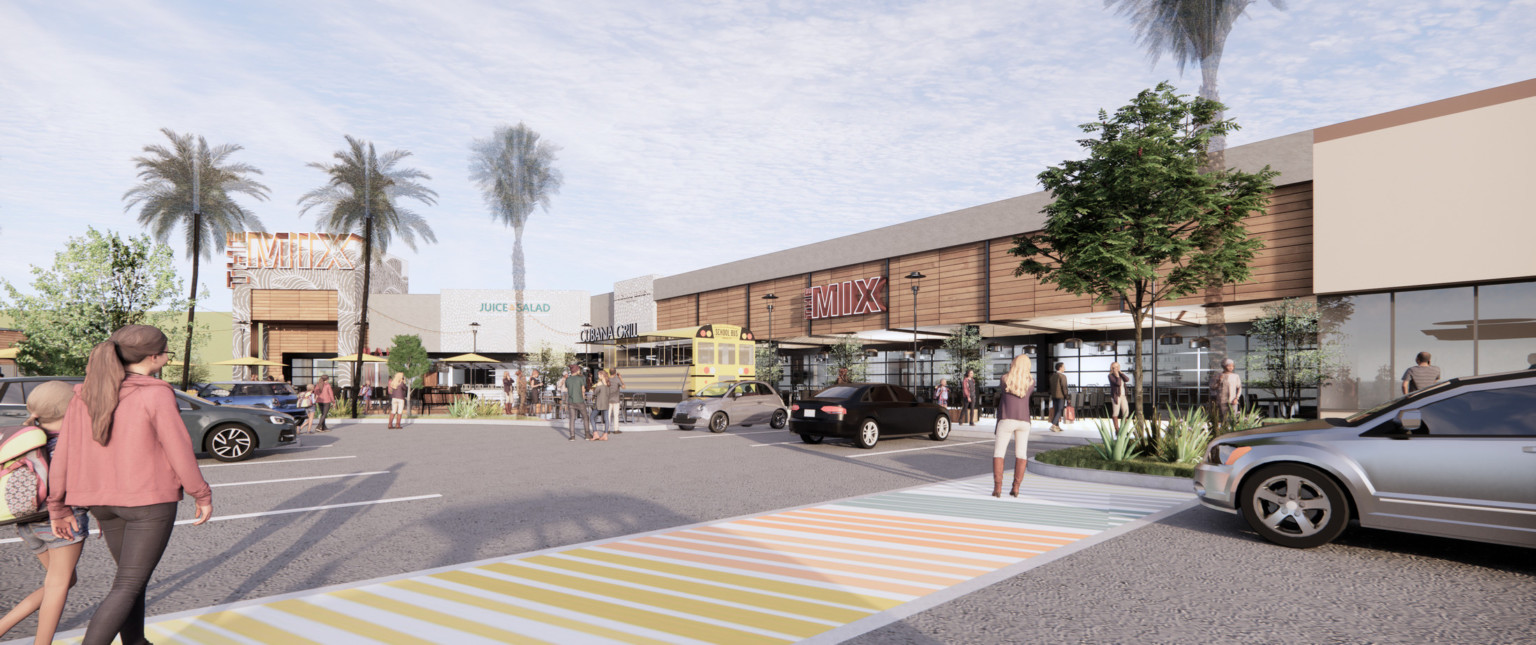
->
xmin=907 ymin=271 xmax=925 ymax=385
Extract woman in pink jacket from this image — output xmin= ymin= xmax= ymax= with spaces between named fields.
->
xmin=47 ymin=325 xmax=213 ymax=645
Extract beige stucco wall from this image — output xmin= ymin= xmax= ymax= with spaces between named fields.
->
xmin=1314 ymin=95 xmax=1536 ymax=294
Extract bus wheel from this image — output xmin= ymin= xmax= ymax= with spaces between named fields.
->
xmin=709 ymin=412 xmax=729 ymax=433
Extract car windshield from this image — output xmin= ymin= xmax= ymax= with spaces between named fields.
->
xmin=271 ymin=384 xmax=295 ymax=396
xmin=696 ymin=383 xmax=733 ymax=398
xmin=1343 ymin=379 xmax=1457 ymax=425
xmin=812 ymin=386 xmax=860 ymax=400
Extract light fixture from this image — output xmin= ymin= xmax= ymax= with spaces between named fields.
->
xmin=1023 ymin=345 xmax=1037 ymax=355
xmin=1189 ymin=336 xmax=1211 ymax=349
xmin=1063 ymin=319 xmax=1082 ymax=350
xmin=1160 ymin=334 xmax=1184 ymax=346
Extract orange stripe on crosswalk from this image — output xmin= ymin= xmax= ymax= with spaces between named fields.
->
xmin=634 ymin=535 xmax=967 ymax=586
xmin=755 ymin=514 xmax=1074 ymax=550
xmin=600 ymin=542 xmax=935 ymax=597
xmin=794 ymin=507 xmax=1090 ymax=541
xmin=733 ymin=517 xmax=1045 ymax=558
xmin=561 ymin=549 xmax=904 ymax=611
xmin=690 ymin=526 xmax=1007 ymax=569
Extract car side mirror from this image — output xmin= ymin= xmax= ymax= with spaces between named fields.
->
xmin=1395 ymin=409 xmax=1422 ymax=435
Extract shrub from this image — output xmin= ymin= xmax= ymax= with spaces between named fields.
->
xmin=1157 ymin=406 xmax=1212 ymax=464
xmin=1090 ymin=417 xmax=1141 ymax=462
xmin=448 ymin=397 xmax=479 ymax=419
xmin=474 ymin=399 xmax=504 ymax=417
xmin=1035 ymin=445 xmax=1195 ymax=478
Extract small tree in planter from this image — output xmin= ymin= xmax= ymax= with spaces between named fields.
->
xmin=941 ymin=325 xmax=985 ymax=387
xmin=827 ymin=335 xmax=868 ymax=384
xmin=755 ymin=343 xmax=784 ymax=390
xmin=387 ymin=334 xmax=432 ymax=414
xmin=1245 ymin=298 xmax=1344 ymax=418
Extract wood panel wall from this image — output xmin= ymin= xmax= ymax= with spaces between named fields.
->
xmin=888 ymin=243 xmax=987 ymax=329
xmin=251 ymin=290 xmax=338 ymax=322
xmin=807 ymin=260 xmax=887 ymax=336
xmin=656 ymin=295 xmax=697 ymax=330
xmin=746 ymin=275 xmax=812 ymax=341
xmin=697 ymin=286 xmax=748 ymax=329
xmin=258 ymin=323 xmax=341 ymax=379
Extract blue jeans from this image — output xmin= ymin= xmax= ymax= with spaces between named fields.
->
xmin=1050 ymin=398 xmax=1066 ymax=426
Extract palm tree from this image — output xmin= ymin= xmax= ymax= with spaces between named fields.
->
xmin=469 ymin=123 xmax=563 ymax=400
xmin=1106 ymin=0 xmax=1285 ymax=394
xmin=299 ymin=136 xmax=437 ymax=406
xmin=124 ymin=128 xmax=270 ymax=390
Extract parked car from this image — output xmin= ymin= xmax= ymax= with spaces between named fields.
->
xmin=0 ymin=376 xmax=297 ymax=462
xmin=1195 ymin=370 xmax=1536 ymax=549
xmin=674 ymin=380 xmax=789 ymax=433
xmin=789 ymin=383 xmax=952 ymax=448
xmin=198 ymin=381 xmax=307 ymax=423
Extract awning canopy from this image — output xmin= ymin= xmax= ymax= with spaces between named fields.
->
xmin=0 ymin=347 xmax=18 ymax=359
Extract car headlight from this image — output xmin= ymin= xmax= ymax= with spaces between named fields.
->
xmin=1209 ymin=444 xmax=1252 ymax=465
xmin=269 ymin=415 xmax=292 ymax=425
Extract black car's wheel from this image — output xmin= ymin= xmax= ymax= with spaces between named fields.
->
xmin=854 ymin=418 xmax=880 ymax=449
xmin=770 ymin=409 xmax=788 ymax=429
xmin=677 ymin=425 xmax=694 ymax=431
xmin=799 ymin=433 xmax=823 ymax=444
xmin=1240 ymin=463 xmax=1351 ymax=548
xmin=930 ymin=414 xmax=951 ymax=441
xmin=709 ymin=412 xmax=729 ymax=433
xmin=206 ymin=424 xmax=257 ymax=462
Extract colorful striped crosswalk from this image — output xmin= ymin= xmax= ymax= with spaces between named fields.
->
xmin=51 ymin=475 xmax=1193 ymax=644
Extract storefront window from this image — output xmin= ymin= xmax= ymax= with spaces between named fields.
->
xmin=1320 ymin=294 xmax=1392 ymax=411
xmin=1476 ymin=281 xmax=1536 ymax=374
xmin=1394 ymin=287 xmax=1474 ymax=389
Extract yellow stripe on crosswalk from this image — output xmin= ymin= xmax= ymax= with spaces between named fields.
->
xmin=391 ymin=578 xmax=677 ymax=645
xmin=151 ymin=618 xmax=245 ymax=645
xmin=196 ymin=609 xmax=325 ymax=645
xmin=525 ymin=554 xmax=872 ymax=623
xmin=486 ymin=561 xmax=830 ymax=639
xmin=436 ymin=569 xmax=792 ymax=645
xmin=565 ymin=548 xmax=904 ymax=611
xmin=269 ymin=598 xmax=435 ymax=645
xmin=335 ymin=588 xmax=553 ymax=645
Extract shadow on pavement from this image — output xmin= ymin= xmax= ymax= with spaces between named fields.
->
xmin=420 ymin=492 xmax=702 ymax=569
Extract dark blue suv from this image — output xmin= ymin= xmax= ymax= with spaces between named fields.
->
xmin=197 ymin=381 xmax=308 ymax=423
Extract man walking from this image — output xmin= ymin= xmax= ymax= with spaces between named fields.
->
xmin=1401 ymin=352 xmax=1442 ymax=395
xmin=960 ymin=369 xmax=977 ymax=426
xmin=563 ymin=364 xmax=591 ymax=441
xmin=1048 ymin=362 xmax=1069 ymax=432
xmin=313 ymin=375 xmax=335 ymax=432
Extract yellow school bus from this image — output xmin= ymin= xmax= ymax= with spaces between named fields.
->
xmin=598 ymin=324 xmax=757 ymax=413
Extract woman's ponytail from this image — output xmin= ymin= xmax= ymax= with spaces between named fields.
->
xmin=82 ymin=339 xmax=126 ymax=445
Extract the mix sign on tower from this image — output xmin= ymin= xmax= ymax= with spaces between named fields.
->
xmin=803 ymin=276 xmax=886 ymax=319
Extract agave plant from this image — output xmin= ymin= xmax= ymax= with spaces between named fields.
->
xmin=1157 ymin=405 xmax=1213 ymax=464
xmin=1217 ymin=404 xmax=1267 ymax=435
xmin=1091 ymin=417 xmax=1142 ymax=462
xmin=448 ymin=397 xmax=480 ymax=419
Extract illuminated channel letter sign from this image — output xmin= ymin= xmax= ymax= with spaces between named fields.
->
xmin=803 ymin=276 xmax=886 ymax=320
xmin=225 ymin=232 xmax=362 ymax=285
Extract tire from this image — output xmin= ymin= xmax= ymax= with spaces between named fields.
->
xmin=677 ymin=425 xmax=694 ymax=431
xmin=930 ymin=414 xmax=951 ymax=441
xmin=799 ymin=433 xmax=824 ymax=444
xmin=854 ymin=418 xmax=880 ymax=449
xmin=770 ymin=409 xmax=788 ymax=429
xmin=206 ymin=424 xmax=257 ymax=462
xmin=709 ymin=412 xmax=729 ymax=433
xmin=1239 ymin=463 xmax=1351 ymax=549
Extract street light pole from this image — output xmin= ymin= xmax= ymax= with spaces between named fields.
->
xmin=907 ymin=271 xmax=925 ymax=386
xmin=471 ymin=321 xmax=481 ymax=353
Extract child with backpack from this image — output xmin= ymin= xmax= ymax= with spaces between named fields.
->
xmin=295 ymin=385 xmax=315 ymax=434
xmin=0 ymin=381 xmax=89 ymax=644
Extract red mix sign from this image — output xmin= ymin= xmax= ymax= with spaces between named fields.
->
xmin=803 ymin=277 xmax=886 ymax=320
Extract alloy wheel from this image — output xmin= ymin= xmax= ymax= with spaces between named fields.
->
xmin=931 ymin=415 xmax=950 ymax=441
xmin=1251 ymin=474 xmax=1333 ymax=538
xmin=209 ymin=425 xmax=255 ymax=462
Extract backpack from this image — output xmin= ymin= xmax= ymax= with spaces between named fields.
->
xmin=0 ymin=425 xmax=51 ymax=527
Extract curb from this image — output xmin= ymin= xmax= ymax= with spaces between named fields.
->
xmin=1026 ymin=457 xmax=1195 ymax=492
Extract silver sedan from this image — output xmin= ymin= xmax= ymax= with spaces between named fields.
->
xmin=1195 ymin=370 xmax=1536 ymax=549
xmin=672 ymin=380 xmax=789 ymax=433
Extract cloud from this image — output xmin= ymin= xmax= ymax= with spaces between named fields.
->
xmin=1 ymin=0 xmax=1530 ymax=314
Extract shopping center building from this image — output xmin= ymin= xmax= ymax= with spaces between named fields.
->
xmin=592 ymin=78 xmax=1536 ymax=417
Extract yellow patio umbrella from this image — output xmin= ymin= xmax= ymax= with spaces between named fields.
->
xmin=211 ymin=356 xmax=286 ymax=367
xmin=334 ymin=353 xmax=387 ymax=363
xmin=441 ymin=353 xmax=499 ymax=363
xmin=0 ymin=347 xmax=18 ymax=360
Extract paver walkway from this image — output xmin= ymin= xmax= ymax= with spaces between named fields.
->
xmin=50 ymin=475 xmax=1193 ymax=644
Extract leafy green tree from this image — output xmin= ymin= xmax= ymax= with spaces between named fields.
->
xmin=532 ymin=341 xmax=577 ymax=385
xmin=1009 ymin=83 xmax=1277 ymax=433
xmin=1107 ymin=0 xmax=1287 ymax=371
xmin=1245 ymin=298 xmax=1344 ymax=417
xmin=941 ymin=325 xmax=985 ymax=386
xmin=386 ymin=334 xmax=433 ymax=390
xmin=470 ymin=123 xmax=563 ymax=406
xmin=300 ymin=136 xmax=437 ymax=397
xmin=755 ymin=343 xmax=784 ymax=388
xmin=0 ymin=228 xmax=200 ymax=376
xmin=827 ymin=336 xmax=868 ymax=384
xmin=123 ymin=128 xmax=269 ymax=390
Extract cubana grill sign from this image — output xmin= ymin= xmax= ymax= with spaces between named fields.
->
xmin=803 ymin=276 xmax=886 ymax=320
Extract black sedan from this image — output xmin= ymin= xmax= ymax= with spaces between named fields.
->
xmin=789 ymin=383 xmax=951 ymax=448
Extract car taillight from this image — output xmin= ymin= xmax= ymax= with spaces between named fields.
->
xmin=822 ymin=405 xmax=847 ymax=415
xmin=790 ymin=404 xmax=799 ymax=411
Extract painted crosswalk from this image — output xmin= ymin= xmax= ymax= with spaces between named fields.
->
xmin=50 ymin=475 xmax=1193 ymax=644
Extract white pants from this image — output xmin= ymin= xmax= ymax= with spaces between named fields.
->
xmin=390 ymin=398 xmax=406 ymax=414
xmin=993 ymin=419 xmax=1030 ymax=458
xmin=1110 ymin=393 xmax=1129 ymax=418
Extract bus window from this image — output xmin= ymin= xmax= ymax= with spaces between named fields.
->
xmin=698 ymin=341 xmax=716 ymax=365
xmin=676 ymin=342 xmax=692 ymax=366
xmin=739 ymin=343 xmax=753 ymax=366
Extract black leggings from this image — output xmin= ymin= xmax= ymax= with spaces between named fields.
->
xmin=86 ymin=502 xmax=178 ymax=645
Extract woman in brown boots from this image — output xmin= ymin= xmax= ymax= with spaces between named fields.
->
xmin=992 ymin=354 xmax=1034 ymax=498
xmin=386 ymin=372 xmax=409 ymax=429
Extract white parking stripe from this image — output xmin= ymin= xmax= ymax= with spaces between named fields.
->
xmin=845 ymin=440 xmax=990 ymax=458
xmin=748 ymin=441 xmax=804 ymax=447
xmin=261 ymin=444 xmax=336 ymax=451
xmin=210 ymin=471 xmax=390 ymax=488
xmin=201 ymin=455 xmax=358 ymax=468
xmin=679 ymin=430 xmax=787 ymax=439
xmin=0 ymin=495 xmax=442 ymax=545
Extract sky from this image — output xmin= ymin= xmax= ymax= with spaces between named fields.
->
xmin=1 ymin=0 xmax=1532 ymax=312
